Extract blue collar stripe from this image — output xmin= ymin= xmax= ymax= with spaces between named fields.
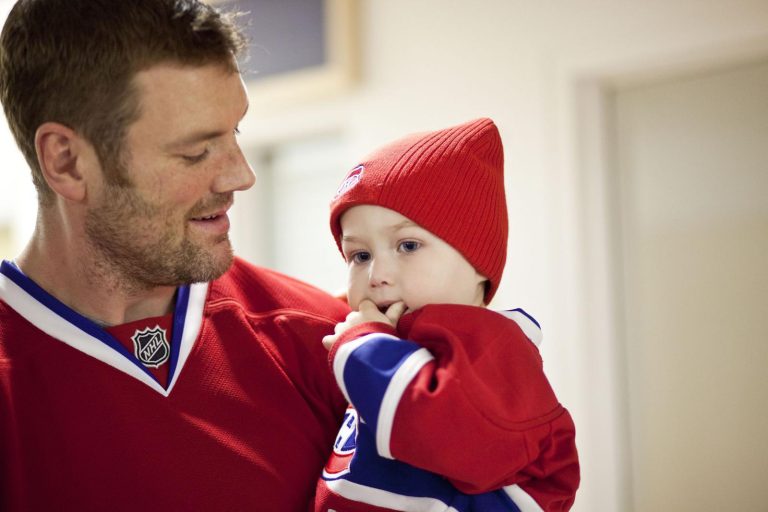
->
xmin=167 ymin=284 xmax=190 ymax=382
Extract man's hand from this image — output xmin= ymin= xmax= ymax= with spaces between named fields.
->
xmin=322 ymin=299 xmax=406 ymax=350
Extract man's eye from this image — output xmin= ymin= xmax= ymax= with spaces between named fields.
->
xmin=399 ymin=241 xmax=421 ymax=253
xmin=182 ymin=149 xmax=209 ymax=164
xmin=350 ymin=251 xmax=371 ymax=264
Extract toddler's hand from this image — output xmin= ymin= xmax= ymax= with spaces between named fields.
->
xmin=322 ymin=300 xmax=406 ymax=350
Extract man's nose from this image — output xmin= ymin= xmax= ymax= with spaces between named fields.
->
xmin=212 ymin=142 xmax=256 ymax=194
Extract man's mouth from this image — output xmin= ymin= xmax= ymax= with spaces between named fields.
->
xmin=189 ymin=194 xmax=234 ymax=223
xmin=188 ymin=204 xmax=232 ymax=236
xmin=192 ymin=213 xmax=222 ymax=221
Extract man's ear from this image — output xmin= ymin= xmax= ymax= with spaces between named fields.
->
xmin=35 ymin=122 xmax=89 ymax=202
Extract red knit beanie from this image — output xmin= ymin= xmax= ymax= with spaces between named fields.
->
xmin=329 ymin=117 xmax=508 ymax=303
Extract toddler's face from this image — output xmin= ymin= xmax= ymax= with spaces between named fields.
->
xmin=339 ymin=205 xmax=486 ymax=314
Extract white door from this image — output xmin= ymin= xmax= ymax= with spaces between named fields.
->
xmin=613 ymin=60 xmax=768 ymax=511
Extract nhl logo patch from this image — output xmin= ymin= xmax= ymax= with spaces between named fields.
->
xmin=131 ymin=326 xmax=170 ymax=368
xmin=334 ymin=165 xmax=364 ymax=199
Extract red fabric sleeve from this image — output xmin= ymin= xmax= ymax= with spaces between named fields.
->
xmin=387 ymin=305 xmax=579 ymax=504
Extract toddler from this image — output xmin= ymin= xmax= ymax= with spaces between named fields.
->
xmin=316 ymin=118 xmax=579 ymax=511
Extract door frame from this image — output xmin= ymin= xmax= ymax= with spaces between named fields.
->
xmin=569 ymin=38 xmax=768 ymax=511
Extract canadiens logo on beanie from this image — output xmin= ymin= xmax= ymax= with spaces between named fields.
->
xmin=329 ymin=117 xmax=508 ymax=302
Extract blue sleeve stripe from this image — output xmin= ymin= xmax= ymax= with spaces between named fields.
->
xmin=503 ymin=484 xmax=544 ymax=512
xmin=333 ymin=334 xmax=389 ymax=402
xmin=334 ymin=333 xmax=423 ymax=436
xmin=376 ymin=347 xmax=434 ymax=459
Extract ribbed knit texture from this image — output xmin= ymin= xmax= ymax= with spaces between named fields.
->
xmin=330 ymin=118 xmax=508 ymax=302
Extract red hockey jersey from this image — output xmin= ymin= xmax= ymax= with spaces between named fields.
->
xmin=0 ymin=258 xmax=348 ymax=511
xmin=316 ymin=305 xmax=580 ymax=511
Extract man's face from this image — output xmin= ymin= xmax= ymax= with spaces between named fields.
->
xmin=84 ymin=62 xmax=254 ymax=288
xmin=340 ymin=205 xmax=487 ymax=313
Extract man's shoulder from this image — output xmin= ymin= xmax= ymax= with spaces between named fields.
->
xmin=0 ymin=299 xmax=26 ymax=330
xmin=0 ymin=300 xmax=10 ymax=356
xmin=0 ymin=299 xmax=38 ymax=360
xmin=207 ymin=257 xmax=349 ymax=321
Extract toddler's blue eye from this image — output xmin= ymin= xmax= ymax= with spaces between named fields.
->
xmin=351 ymin=252 xmax=371 ymax=264
xmin=399 ymin=241 xmax=420 ymax=253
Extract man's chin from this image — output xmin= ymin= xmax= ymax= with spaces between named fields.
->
xmin=172 ymin=240 xmax=234 ymax=285
xmin=197 ymin=246 xmax=235 ymax=283
xmin=209 ymin=251 xmax=235 ymax=281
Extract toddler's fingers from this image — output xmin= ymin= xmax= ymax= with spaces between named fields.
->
xmin=322 ymin=334 xmax=337 ymax=350
xmin=385 ymin=302 xmax=406 ymax=324
xmin=357 ymin=299 xmax=378 ymax=315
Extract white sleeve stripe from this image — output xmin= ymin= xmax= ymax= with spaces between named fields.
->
xmin=376 ymin=347 xmax=434 ymax=459
xmin=326 ymin=477 xmax=461 ymax=512
xmin=499 ymin=310 xmax=543 ymax=347
xmin=503 ymin=484 xmax=545 ymax=512
xmin=332 ymin=333 xmax=401 ymax=403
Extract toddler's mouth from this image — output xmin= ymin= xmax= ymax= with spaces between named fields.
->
xmin=374 ymin=301 xmax=407 ymax=315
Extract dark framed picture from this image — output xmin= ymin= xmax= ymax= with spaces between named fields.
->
xmin=210 ymin=0 xmax=357 ymax=109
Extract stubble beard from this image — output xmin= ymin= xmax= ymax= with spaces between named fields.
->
xmin=84 ymin=183 xmax=234 ymax=293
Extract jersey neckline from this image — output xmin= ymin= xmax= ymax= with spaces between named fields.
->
xmin=0 ymin=259 xmax=208 ymax=396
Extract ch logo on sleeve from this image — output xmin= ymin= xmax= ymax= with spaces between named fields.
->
xmin=322 ymin=406 xmax=358 ymax=480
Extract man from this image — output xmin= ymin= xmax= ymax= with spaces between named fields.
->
xmin=0 ymin=1 xmax=348 ymax=510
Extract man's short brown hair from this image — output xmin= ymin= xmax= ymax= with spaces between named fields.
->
xmin=0 ymin=0 xmax=246 ymax=205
